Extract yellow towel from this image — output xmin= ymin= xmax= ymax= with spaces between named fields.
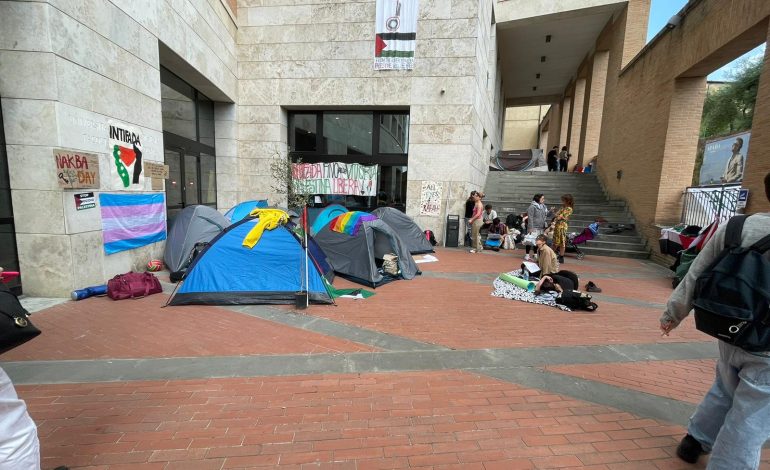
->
xmin=242 ymin=208 xmax=289 ymax=248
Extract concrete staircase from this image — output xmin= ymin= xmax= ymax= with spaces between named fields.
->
xmin=483 ymin=171 xmax=650 ymax=259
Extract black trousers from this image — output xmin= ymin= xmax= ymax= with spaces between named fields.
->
xmin=559 ymin=159 xmax=568 ymax=172
xmin=547 ymin=158 xmax=558 ymax=172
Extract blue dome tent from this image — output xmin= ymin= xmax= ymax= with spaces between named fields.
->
xmin=224 ymin=200 xmax=269 ymax=223
xmin=310 ymin=204 xmax=348 ymax=236
xmin=168 ymin=216 xmax=334 ymax=306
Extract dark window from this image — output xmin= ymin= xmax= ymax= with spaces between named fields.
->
xmin=288 ymin=110 xmax=409 ymax=212
xmin=290 ymin=113 xmax=318 ymax=152
xmin=323 ymin=113 xmax=373 ymax=155
xmin=161 ymin=67 xmax=217 ymax=212
xmin=0 ymin=96 xmax=20 ymax=294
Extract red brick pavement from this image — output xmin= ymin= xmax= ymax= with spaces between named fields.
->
xmin=305 ymin=276 xmax=708 ymax=350
xmin=545 ymin=360 xmax=717 ymax=405
xmin=20 ymin=370 xmax=767 ymax=470
xmin=2 ymin=295 xmax=374 ymax=361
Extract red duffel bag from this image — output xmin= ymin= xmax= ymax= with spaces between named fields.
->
xmin=107 ymin=272 xmax=162 ymax=300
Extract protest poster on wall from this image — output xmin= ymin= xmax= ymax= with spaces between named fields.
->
xmin=53 ymin=149 xmax=100 ymax=189
xmin=419 ymin=180 xmax=442 ymax=216
xmin=374 ymin=0 xmax=419 ymax=70
xmin=108 ymin=120 xmax=144 ymax=190
xmin=292 ymin=162 xmax=378 ymax=196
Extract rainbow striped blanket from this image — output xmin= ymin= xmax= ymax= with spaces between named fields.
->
xmin=329 ymin=211 xmax=378 ymax=236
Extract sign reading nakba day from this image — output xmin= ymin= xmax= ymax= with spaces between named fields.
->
xmin=292 ymin=162 xmax=378 ymax=196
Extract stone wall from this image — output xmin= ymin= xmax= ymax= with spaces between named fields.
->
xmin=237 ymin=0 xmax=503 ymax=245
xmin=0 ymin=0 xmax=237 ymax=296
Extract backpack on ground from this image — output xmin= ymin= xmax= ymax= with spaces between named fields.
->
xmin=693 ymin=215 xmax=770 ymax=351
xmin=0 ymin=283 xmax=41 ymax=354
xmin=424 ymin=230 xmax=437 ymax=246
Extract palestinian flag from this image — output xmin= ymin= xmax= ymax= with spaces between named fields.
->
xmin=374 ymin=0 xmax=419 ymax=70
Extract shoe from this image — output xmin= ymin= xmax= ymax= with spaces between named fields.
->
xmin=676 ymin=434 xmax=706 ymax=464
xmin=585 ymin=281 xmax=602 ymax=293
xmin=524 ymin=255 xmax=531 ymax=261
xmin=469 ymin=249 xmax=476 ymax=253
xmin=557 ymin=256 xmax=565 ymax=263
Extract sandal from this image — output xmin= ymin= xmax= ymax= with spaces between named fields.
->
xmin=585 ymin=281 xmax=602 ymax=293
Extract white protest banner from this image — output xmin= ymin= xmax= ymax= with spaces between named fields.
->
xmin=374 ymin=0 xmax=419 ymax=70
xmin=292 ymin=162 xmax=378 ymax=196
xmin=419 ymin=180 xmax=442 ymax=216
xmin=108 ymin=120 xmax=144 ymax=190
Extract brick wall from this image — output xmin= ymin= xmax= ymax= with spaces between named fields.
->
xmin=596 ymin=0 xmax=770 ymax=258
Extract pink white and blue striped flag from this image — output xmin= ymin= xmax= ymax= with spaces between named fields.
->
xmin=99 ymin=193 xmax=167 ymax=255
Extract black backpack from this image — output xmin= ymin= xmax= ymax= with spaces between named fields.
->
xmin=693 ymin=215 xmax=770 ymax=351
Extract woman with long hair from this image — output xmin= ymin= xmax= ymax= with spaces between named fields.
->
xmin=553 ymin=194 xmax=574 ymax=263
xmin=524 ymin=194 xmax=549 ymax=261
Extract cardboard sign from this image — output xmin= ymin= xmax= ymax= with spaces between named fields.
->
xmin=144 ymin=161 xmax=169 ymax=179
xmin=54 ymin=149 xmax=100 ymax=189
xmin=74 ymin=192 xmax=96 ymax=211
xmin=419 ymin=180 xmax=442 ymax=216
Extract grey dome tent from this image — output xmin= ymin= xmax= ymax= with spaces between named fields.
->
xmin=372 ymin=207 xmax=434 ymax=254
xmin=164 ymin=205 xmax=231 ymax=278
xmin=314 ymin=214 xmax=419 ymax=288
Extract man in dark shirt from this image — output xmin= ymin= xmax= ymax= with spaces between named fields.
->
xmin=547 ymin=146 xmax=559 ymax=172
xmin=464 ymin=191 xmax=477 ymax=246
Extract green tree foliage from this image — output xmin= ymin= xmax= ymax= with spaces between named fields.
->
xmin=700 ymin=59 xmax=762 ymax=139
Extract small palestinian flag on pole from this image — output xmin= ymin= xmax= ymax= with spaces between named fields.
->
xmin=374 ymin=0 xmax=419 ymax=70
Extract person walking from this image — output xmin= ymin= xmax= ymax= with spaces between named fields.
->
xmin=558 ymin=146 xmax=570 ymax=172
xmin=524 ymin=194 xmax=549 ymax=261
xmin=661 ymin=172 xmax=770 ymax=470
xmin=553 ymin=194 xmax=574 ymax=264
xmin=547 ymin=146 xmax=559 ymax=172
xmin=468 ymin=192 xmax=484 ymax=253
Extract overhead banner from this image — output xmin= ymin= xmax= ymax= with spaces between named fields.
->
xmin=108 ymin=120 xmax=144 ymax=190
xmin=699 ymin=131 xmax=750 ymax=186
xmin=292 ymin=162 xmax=378 ymax=196
xmin=374 ymin=0 xmax=419 ymax=70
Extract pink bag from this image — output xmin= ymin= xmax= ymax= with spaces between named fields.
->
xmin=107 ymin=272 xmax=162 ymax=300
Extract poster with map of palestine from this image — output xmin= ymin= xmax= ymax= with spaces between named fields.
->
xmin=374 ymin=0 xmax=419 ymax=70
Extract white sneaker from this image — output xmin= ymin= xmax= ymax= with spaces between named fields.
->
xmin=524 ymin=254 xmax=531 ymax=261
xmin=469 ymin=249 xmax=476 ymax=253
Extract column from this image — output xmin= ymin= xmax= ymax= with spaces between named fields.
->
xmin=742 ymin=27 xmax=770 ymax=213
xmin=559 ymin=97 xmax=571 ymax=151
xmin=567 ymin=77 xmax=586 ymax=163
xmin=579 ymin=51 xmax=610 ymax=167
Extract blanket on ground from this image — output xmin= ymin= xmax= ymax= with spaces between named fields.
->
xmin=492 ymin=270 xmax=571 ymax=312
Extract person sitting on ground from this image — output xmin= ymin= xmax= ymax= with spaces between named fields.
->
xmin=482 ymin=204 xmax=497 ymax=231
xmin=536 ymin=234 xmax=559 ymax=274
xmin=487 ymin=217 xmax=514 ymax=250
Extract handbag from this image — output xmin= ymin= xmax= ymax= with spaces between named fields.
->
xmin=556 ymin=290 xmax=598 ymax=312
xmin=107 ymin=272 xmax=163 ymax=300
xmin=0 ymin=284 xmax=41 ymax=354
xmin=522 ymin=233 xmax=537 ymax=246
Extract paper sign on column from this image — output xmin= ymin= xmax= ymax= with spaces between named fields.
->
xmin=54 ymin=149 xmax=100 ymax=189
xmin=144 ymin=161 xmax=169 ymax=179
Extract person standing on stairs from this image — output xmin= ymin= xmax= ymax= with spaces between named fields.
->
xmin=524 ymin=194 xmax=549 ymax=261
xmin=547 ymin=146 xmax=559 ymax=172
xmin=464 ymin=190 xmax=477 ymax=246
xmin=559 ymin=146 xmax=570 ymax=172
xmin=553 ymin=194 xmax=574 ymax=264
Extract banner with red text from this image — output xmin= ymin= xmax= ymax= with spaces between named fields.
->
xmin=292 ymin=162 xmax=378 ymax=196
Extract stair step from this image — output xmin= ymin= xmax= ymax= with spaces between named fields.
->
xmin=582 ymin=239 xmax=648 ymax=251
xmin=576 ymin=246 xmax=651 ymax=260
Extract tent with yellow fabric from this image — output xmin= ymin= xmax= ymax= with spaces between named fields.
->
xmin=168 ymin=211 xmax=334 ymax=306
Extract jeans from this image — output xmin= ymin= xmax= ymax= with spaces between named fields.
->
xmin=688 ymin=341 xmax=770 ymax=469
xmin=559 ymin=159 xmax=568 ymax=172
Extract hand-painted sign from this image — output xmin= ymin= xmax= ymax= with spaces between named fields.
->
xmin=54 ymin=149 xmax=100 ymax=189
xmin=419 ymin=180 xmax=442 ymax=216
xmin=292 ymin=162 xmax=378 ymax=196
xmin=374 ymin=0 xmax=419 ymax=70
xmin=108 ymin=120 xmax=144 ymax=189
xmin=74 ymin=192 xmax=96 ymax=211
